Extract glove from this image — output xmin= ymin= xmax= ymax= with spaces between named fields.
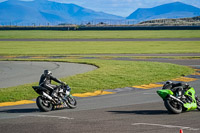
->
xmin=61 ymin=82 xmax=66 ymax=85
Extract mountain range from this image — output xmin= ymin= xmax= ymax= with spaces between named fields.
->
xmin=127 ymin=2 xmax=200 ymax=22
xmin=0 ymin=0 xmax=200 ymax=25
xmin=0 ymin=0 xmax=123 ymax=25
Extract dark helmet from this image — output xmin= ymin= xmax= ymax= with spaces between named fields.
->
xmin=162 ymin=81 xmax=173 ymax=89
xmin=166 ymin=81 xmax=173 ymax=84
xmin=44 ymin=70 xmax=52 ymax=76
xmin=182 ymin=82 xmax=190 ymax=90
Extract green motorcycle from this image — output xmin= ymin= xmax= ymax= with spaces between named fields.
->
xmin=157 ymin=81 xmax=200 ymax=114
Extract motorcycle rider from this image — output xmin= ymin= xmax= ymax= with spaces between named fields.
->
xmin=162 ymin=81 xmax=190 ymax=98
xmin=39 ymin=70 xmax=65 ymax=97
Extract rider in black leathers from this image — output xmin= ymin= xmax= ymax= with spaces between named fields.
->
xmin=162 ymin=81 xmax=190 ymax=97
xmin=39 ymin=70 xmax=64 ymax=97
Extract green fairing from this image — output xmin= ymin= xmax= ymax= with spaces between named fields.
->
xmin=183 ymin=87 xmax=197 ymax=111
xmin=157 ymin=87 xmax=198 ymax=113
xmin=184 ymin=103 xmax=197 ymax=111
xmin=157 ymin=89 xmax=174 ymax=99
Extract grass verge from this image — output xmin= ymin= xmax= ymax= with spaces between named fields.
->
xmin=0 ymin=41 xmax=200 ymax=55
xmin=0 ymin=30 xmax=200 ymax=39
xmin=0 ymin=59 xmax=194 ymax=103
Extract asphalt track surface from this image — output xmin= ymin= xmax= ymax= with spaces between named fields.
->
xmin=0 ymin=58 xmax=200 ymax=133
xmin=0 ymin=61 xmax=97 ymax=88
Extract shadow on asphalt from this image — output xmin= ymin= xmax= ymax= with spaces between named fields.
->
xmin=108 ymin=110 xmax=169 ymax=115
xmin=0 ymin=107 xmax=71 ymax=113
xmin=0 ymin=108 xmax=39 ymax=113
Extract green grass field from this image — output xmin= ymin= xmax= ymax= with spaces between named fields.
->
xmin=0 ymin=59 xmax=194 ymax=102
xmin=0 ymin=30 xmax=199 ymax=103
xmin=0 ymin=30 xmax=200 ymax=39
xmin=0 ymin=41 xmax=200 ymax=55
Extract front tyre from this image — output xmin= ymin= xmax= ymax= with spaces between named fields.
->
xmin=36 ymin=96 xmax=53 ymax=112
xmin=65 ymin=95 xmax=77 ymax=109
xmin=164 ymin=99 xmax=182 ymax=114
xmin=195 ymin=96 xmax=200 ymax=111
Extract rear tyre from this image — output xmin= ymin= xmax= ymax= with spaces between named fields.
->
xmin=36 ymin=96 xmax=53 ymax=112
xmin=164 ymin=99 xmax=182 ymax=114
xmin=65 ymin=95 xmax=77 ymax=109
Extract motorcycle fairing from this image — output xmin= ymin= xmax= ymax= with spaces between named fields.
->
xmin=183 ymin=87 xmax=197 ymax=111
xmin=157 ymin=89 xmax=174 ymax=99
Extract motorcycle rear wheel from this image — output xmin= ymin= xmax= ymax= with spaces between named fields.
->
xmin=36 ymin=96 xmax=53 ymax=112
xmin=164 ymin=99 xmax=182 ymax=114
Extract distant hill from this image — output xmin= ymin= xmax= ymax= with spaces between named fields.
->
xmin=0 ymin=0 xmax=123 ymax=25
xmin=127 ymin=2 xmax=200 ymax=23
xmin=137 ymin=16 xmax=200 ymax=26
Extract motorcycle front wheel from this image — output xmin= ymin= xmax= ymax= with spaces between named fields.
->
xmin=65 ymin=95 xmax=77 ymax=109
xmin=195 ymin=96 xmax=200 ymax=111
xmin=36 ymin=96 xmax=53 ymax=112
xmin=164 ymin=99 xmax=182 ymax=114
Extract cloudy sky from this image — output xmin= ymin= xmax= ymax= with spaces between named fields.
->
xmin=1 ymin=0 xmax=200 ymax=16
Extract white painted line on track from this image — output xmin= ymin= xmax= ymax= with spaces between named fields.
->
xmin=131 ymin=123 xmax=199 ymax=131
xmin=20 ymin=115 xmax=74 ymax=120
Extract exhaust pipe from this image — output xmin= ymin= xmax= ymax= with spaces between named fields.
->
xmin=43 ymin=92 xmax=53 ymax=100
xmin=169 ymin=95 xmax=184 ymax=105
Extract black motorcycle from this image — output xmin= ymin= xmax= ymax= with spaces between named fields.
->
xmin=32 ymin=84 xmax=77 ymax=112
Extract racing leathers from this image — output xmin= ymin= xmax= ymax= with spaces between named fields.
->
xmin=39 ymin=73 xmax=62 ymax=97
xmin=163 ymin=81 xmax=190 ymax=98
